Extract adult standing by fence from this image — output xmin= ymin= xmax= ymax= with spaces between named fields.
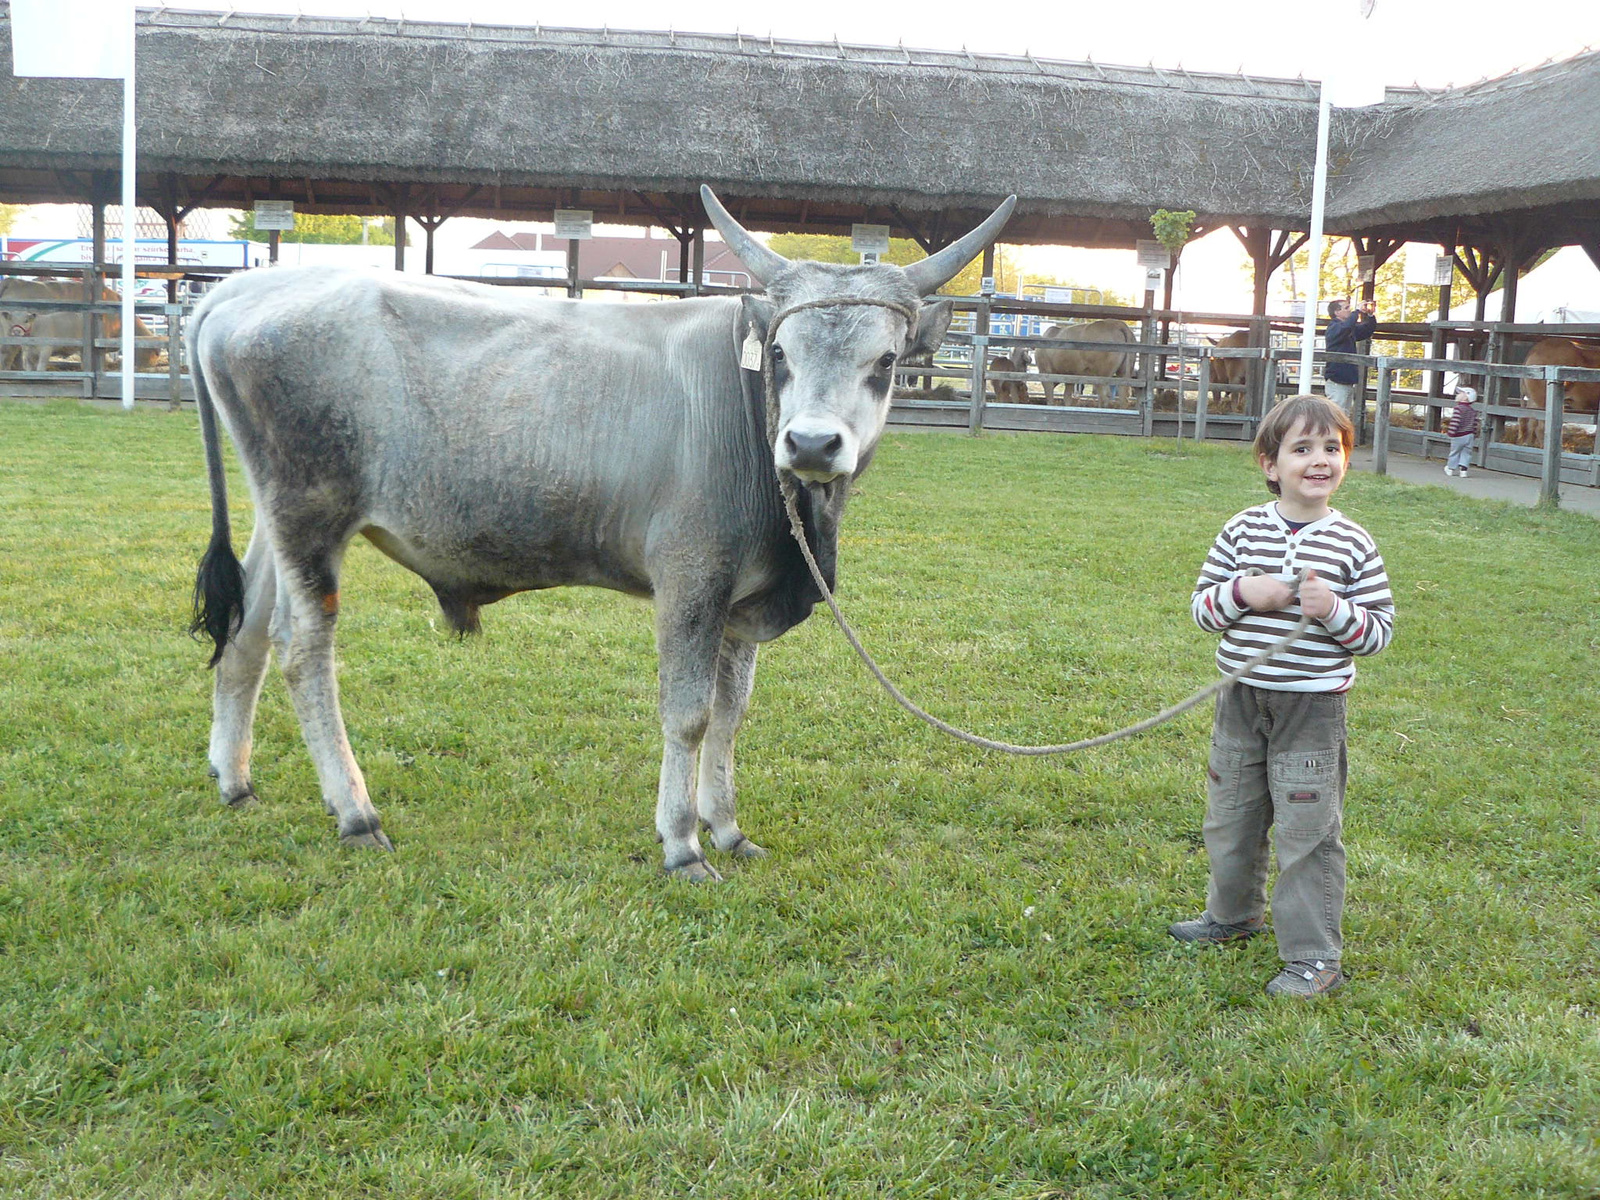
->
xmin=1444 ymin=386 xmax=1480 ymax=477
xmin=1323 ymin=298 xmax=1377 ymax=423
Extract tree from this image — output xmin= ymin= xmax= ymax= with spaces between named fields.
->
xmin=228 ymin=211 xmax=401 ymax=245
xmin=765 ymin=233 xmax=1105 ymax=300
xmin=0 ymin=203 xmax=21 ymax=236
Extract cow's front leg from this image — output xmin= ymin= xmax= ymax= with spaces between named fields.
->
xmin=208 ymin=524 xmax=277 ymax=807
xmin=653 ymin=589 xmax=731 ymax=881
xmin=697 ymin=635 xmax=766 ymax=860
xmin=269 ymin=551 xmax=392 ymax=850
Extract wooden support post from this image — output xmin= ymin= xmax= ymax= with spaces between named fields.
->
xmin=80 ymin=267 xmax=97 ymax=400
xmin=566 ymin=239 xmax=581 ymax=299
xmin=968 ymin=301 xmax=990 ymax=435
xmin=1539 ymin=374 xmax=1563 ymax=508
xmin=167 ymin=305 xmax=182 ymax=411
xmin=691 ymin=227 xmax=705 ymax=297
xmin=1373 ymin=358 xmax=1392 ymax=476
xmin=393 ymin=206 xmax=407 ymax=271
xmin=1195 ymin=354 xmax=1211 ymax=443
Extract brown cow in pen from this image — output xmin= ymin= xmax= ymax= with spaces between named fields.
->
xmin=1207 ymin=329 xmax=1251 ymax=413
xmin=988 ymin=348 xmax=1030 ymax=404
xmin=1519 ymin=337 xmax=1600 ymax=445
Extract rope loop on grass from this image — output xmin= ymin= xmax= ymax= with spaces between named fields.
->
xmin=755 ymin=293 xmax=1312 ymax=755
xmin=781 ymin=482 xmax=1311 ymax=754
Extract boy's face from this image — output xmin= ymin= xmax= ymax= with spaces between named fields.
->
xmin=1261 ymin=417 xmax=1346 ymax=519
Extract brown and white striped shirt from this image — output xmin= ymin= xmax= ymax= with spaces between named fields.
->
xmin=1192 ymin=504 xmax=1394 ymax=692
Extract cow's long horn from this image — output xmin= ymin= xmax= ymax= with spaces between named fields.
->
xmin=902 ymin=196 xmax=1018 ymax=296
xmin=700 ymin=186 xmax=791 ymax=287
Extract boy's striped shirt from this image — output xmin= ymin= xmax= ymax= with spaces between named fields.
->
xmin=1192 ymin=504 xmax=1394 ymax=692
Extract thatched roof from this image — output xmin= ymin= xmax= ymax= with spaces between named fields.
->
xmin=1326 ymin=51 xmax=1600 ymax=242
xmin=0 ymin=3 xmax=1594 ymax=253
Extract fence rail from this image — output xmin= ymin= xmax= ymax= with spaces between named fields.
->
xmin=5 ymin=265 xmax=1596 ymax=506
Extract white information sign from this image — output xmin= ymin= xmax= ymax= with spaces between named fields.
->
xmin=253 ymin=200 xmax=295 ymax=231
xmin=1358 ymin=253 xmax=1376 ymax=283
xmin=1434 ymin=255 xmax=1455 ymax=286
xmin=1043 ymin=286 xmax=1073 ymax=305
xmin=554 ymin=209 xmax=594 ymax=240
xmin=1135 ymin=240 xmax=1171 ymax=271
xmin=851 ymin=224 xmax=891 ymax=255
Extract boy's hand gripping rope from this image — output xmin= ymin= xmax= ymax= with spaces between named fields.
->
xmin=759 ymin=296 xmax=1313 ymax=756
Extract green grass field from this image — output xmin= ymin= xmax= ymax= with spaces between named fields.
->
xmin=2 ymin=399 xmax=1598 ymax=1198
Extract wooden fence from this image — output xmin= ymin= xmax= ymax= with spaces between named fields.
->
xmin=4 ymin=265 xmax=1596 ymax=506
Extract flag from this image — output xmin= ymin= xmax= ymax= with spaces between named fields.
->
xmin=11 ymin=0 xmax=132 ymax=80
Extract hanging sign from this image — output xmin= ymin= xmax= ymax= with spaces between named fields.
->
xmin=253 ymin=200 xmax=295 ymax=231
xmin=1136 ymin=240 xmax=1171 ymax=271
xmin=554 ymin=209 xmax=593 ymax=240
xmin=851 ymin=224 xmax=890 ymax=255
xmin=1433 ymin=256 xmax=1455 ymax=286
xmin=1358 ymin=254 xmax=1376 ymax=283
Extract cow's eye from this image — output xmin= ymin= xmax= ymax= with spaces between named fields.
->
xmin=877 ymin=352 xmax=897 ymax=371
xmin=770 ymin=344 xmax=785 ymax=363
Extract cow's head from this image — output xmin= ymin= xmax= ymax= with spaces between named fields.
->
xmin=701 ymin=186 xmax=1016 ymax=485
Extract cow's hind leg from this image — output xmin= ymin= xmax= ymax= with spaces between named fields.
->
xmin=696 ymin=635 xmax=766 ymax=861
xmin=268 ymin=545 xmax=392 ymax=850
xmin=208 ymin=523 xmax=277 ymax=807
xmin=653 ymin=588 xmax=732 ymax=881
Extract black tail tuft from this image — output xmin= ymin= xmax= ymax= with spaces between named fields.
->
xmin=191 ymin=535 xmax=246 ymax=668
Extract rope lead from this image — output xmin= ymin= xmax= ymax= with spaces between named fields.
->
xmin=759 ymin=293 xmax=1312 ymax=755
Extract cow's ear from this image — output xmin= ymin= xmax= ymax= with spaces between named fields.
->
xmin=906 ymin=299 xmax=954 ymax=362
xmin=739 ymin=294 xmax=775 ymax=346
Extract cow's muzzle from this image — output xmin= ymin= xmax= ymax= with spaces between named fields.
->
xmin=778 ymin=428 xmax=848 ymax=483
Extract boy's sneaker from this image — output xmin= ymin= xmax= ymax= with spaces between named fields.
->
xmin=1168 ymin=913 xmax=1265 ymax=945
xmin=1265 ymin=959 xmax=1345 ymax=997
xmin=1458 ymin=468 xmax=1468 ymax=477
xmin=1444 ymin=466 xmax=1456 ymax=476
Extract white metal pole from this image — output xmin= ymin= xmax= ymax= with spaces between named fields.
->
xmin=1297 ymin=85 xmax=1331 ymax=392
xmin=119 ymin=9 xmax=136 ymax=411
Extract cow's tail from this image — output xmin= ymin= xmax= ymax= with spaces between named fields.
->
xmin=188 ymin=310 xmax=246 ymax=668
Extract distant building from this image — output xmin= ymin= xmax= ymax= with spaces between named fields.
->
xmin=466 ymin=229 xmax=755 ymax=287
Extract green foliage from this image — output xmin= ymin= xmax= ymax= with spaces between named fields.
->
xmin=767 ymin=233 xmax=1066 ymax=298
xmin=2 ymin=400 xmax=1599 ymax=1197
xmin=1150 ymin=209 xmax=1197 ymax=257
xmin=227 ymin=211 xmax=401 ymax=245
xmin=0 ymin=203 xmax=21 ymax=235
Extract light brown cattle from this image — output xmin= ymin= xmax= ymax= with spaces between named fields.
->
xmin=1207 ymin=329 xmax=1251 ymax=413
xmin=1034 ymin=319 xmax=1135 ymax=403
xmin=1520 ymin=337 xmax=1600 ymax=445
xmin=987 ymin=348 xmax=1030 ymax=404
xmin=0 ymin=278 xmax=162 ymax=372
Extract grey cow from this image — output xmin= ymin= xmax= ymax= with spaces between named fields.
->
xmin=191 ymin=186 xmax=1015 ymax=878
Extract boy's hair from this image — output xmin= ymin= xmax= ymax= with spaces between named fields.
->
xmin=1327 ymin=298 xmax=1349 ymax=319
xmin=1254 ymin=395 xmax=1355 ymax=495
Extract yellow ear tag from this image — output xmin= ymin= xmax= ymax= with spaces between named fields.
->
xmin=739 ymin=327 xmax=764 ymax=372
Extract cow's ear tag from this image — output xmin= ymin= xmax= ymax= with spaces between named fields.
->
xmin=739 ymin=327 xmax=764 ymax=372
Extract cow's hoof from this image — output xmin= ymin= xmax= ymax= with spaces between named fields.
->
xmin=724 ymin=835 xmax=768 ymax=860
xmin=221 ymin=785 xmax=257 ymax=809
xmin=665 ymin=858 xmax=723 ymax=883
xmin=339 ymin=822 xmax=395 ymax=851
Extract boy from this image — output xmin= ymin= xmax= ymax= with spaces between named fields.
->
xmin=1170 ymin=395 xmax=1395 ymax=997
xmin=1444 ymin=386 xmax=1479 ymax=477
